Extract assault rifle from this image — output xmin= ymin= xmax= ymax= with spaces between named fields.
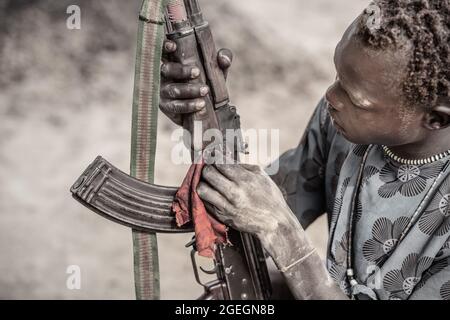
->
xmin=71 ymin=0 xmax=272 ymax=300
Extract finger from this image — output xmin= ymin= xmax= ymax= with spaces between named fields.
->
xmin=204 ymin=202 xmax=223 ymax=218
xmin=214 ymin=163 xmax=249 ymax=182
xmin=163 ymin=40 xmax=177 ymax=53
xmin=197 ymin=182 xmax=233 ymax=214
xmin=161 ymin=83 xmax=209 ymax=99
xmin=217 ymin=48 xmax=233 ymax=80
xmin=240 ymin=163 xmax=263 ymax=173
xmin=202 ymin=165 xmax=235 ymax=200
xmin=161 ymin=62 xmax=201 ymax=80
xmin=217 ymin=48 xmax=233 ymax=70
xmin=204 ymin=202 xmax=236 ymax=228
xmin=159 ymin=98 xmax=206 ymax=114
xmin=161 ymin=41 xmax=177 ymax=62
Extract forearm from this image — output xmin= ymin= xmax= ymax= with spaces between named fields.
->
xmin=280 ymin=248 xmax=348 ymax=300
xmin=259 ymin=208 xmax=348 ymax=300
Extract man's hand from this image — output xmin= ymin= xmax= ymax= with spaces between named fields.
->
xmin=159 ymin=40 xmax=233 ymax=126
xmin=196 ymin=161 xmax=315 ymax=272
xmin=197 ymin=162 xmax=294 ymax=238
xmin=196 ymin=163 xmax=349 ymax=300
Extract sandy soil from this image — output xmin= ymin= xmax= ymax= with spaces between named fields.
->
xmin=0 ymin=0 xmax=368 ymax=299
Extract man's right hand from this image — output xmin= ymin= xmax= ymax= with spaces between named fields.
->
xmin=159 ymin=39 xmax=233 ymax=126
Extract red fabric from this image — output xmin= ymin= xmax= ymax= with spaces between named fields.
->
xmin=172 ymin=161 xmax=229 ymax=258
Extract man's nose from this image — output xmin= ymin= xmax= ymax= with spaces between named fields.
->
xmin=325 ymin=81 xmax=345 ymax=111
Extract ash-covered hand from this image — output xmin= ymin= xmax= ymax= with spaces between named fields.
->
xmin=159 ymin=40 xmax=233 ymax=126
xmin=197 ymin=162 xmax=348 ymax=300
xmin=197 ymin=162 xmax=294 ymax=238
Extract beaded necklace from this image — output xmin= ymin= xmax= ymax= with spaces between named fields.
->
xmin=382 ymin=145 xmax=450 ymax=166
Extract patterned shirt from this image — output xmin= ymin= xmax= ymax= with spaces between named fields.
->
xmin=270 ymin=98 xmax=450 ymax=300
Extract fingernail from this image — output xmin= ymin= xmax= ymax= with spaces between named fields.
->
xmin=196 ymin=100 xmax=206 ymax=109
xmin=200 ymin=86 xmax=209 ymax=96
xmin=220 ymin=54 xmax=231 ymax=65
xmin=160 ymin=64 xmax=168 ymax=75
xmin=197 ymin=184 xmax=204 ymax=196
xmin=191 ymin=67 xmax=200 ymax=78
xmin=164 ymin=42 xmax=175 ymax=52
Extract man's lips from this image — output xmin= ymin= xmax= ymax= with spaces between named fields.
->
xmin=327 ymin=104 xmax=345 ymax=134
xmin=332 ymin=120 xmax=345 ymax=134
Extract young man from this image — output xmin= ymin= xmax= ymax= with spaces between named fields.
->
xmin=160 ymin=1 xmax=450 ymax=299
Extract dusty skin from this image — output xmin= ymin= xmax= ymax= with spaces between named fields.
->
xmin=0 ymin=0 xmax=368 ymax=299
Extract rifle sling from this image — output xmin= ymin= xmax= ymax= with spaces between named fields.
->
xmin=129 ymin=0 xmax=167 ymax=300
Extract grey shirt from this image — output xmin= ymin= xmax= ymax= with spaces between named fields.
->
xmin=271 ymin=98 xmax=450 ymax=300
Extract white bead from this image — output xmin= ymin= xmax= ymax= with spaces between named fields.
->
xmin=382 ymin=145 xmax=450 ymax=165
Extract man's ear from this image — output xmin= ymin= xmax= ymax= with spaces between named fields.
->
xmin=423 ymin=100 xmax=450 ymax=130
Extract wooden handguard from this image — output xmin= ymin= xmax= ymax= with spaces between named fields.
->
xmin=165 ymin=0 xmax=229 ymax=151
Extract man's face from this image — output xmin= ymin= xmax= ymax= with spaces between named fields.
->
xmin=325 ymin=18 xmax=427 ymax=146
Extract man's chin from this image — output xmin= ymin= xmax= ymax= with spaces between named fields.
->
xmin=332 ymin=120 xmax=369 ymax=144
xmin=335 ymin=128 xmax=367 ymax=145
xmin=342 ymin=134 xmax=372 ymax=145
xmin=332 ymin=121 xmax=345 ymax=133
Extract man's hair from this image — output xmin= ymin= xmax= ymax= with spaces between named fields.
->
xmin=358 ymin=0 xmax=449 ymax=108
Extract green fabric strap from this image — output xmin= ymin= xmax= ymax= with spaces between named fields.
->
xmin=130 ymin=0 xmax=167 ymax=300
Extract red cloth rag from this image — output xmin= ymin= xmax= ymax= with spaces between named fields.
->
xmin=172 ymin=161 xmax=229 ymax=258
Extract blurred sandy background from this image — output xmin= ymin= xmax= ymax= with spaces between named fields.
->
xmin=0 ymin=0 xmax=368 ymax=299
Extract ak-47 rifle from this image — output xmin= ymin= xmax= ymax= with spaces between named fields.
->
xmin=71 ymin=0 xmax=272 ymax=300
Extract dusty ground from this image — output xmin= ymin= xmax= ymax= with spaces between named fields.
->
xmin=0 ymin=0 xmax=368 ymax=299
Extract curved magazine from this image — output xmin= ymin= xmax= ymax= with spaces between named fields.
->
xmin=70 ymin=156 xmax=194 ymax=233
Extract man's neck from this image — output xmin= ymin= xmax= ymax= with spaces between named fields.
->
xmin=389 ymin=128 xmax=450 ymax=160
